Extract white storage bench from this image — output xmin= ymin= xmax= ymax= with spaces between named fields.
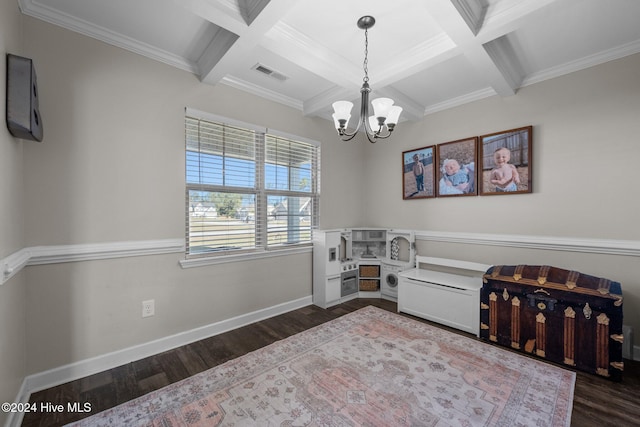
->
xmin=398 ymin=256 xmax=491 ymax=336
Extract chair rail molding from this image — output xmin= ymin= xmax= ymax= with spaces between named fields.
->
xmin=2 ymin=232 xmax=639 ymax=286
xmin=1 ymin=247 xmax=31 ymax=285
xmin=416 ymin=230 xmax=640 ymax=257
xmin=1 ymin=239 xmax=184 ymax=285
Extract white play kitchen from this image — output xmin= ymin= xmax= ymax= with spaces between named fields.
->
xmin=312 ymin=228 xmax=415 ymax=307
xmin=313 ymin=228 xmax=490 ymax=337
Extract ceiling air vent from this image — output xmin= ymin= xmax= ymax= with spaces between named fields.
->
xmin=252 ymin=63 xmax=288 ymax=82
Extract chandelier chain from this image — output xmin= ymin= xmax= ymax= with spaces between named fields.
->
xmin=363 ymin=28 xmax=369 ymax=83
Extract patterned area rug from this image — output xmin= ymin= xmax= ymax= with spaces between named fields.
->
xmin=69 ymin=306 xmax=575 ymax=426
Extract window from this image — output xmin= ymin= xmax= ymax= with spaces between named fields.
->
xmin=185 ymin=110 xmax=320 ymax=257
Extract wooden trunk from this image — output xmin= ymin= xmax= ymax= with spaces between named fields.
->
xmin=480 ymin=265 xmax=624 ymax=381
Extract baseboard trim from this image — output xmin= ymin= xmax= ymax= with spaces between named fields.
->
xmin=8 ymin=295 xmax=312 ymax=427
xmin=4 ymin=380 xmax=30 ymax=427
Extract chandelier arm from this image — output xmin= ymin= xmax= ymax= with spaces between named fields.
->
xmin=361 ymin=84 xmax=388 ymax=143
xmin=338 ymin=112 xmax=364 ymax=140
xmin=372 ymin=130 xmax=392 ymax=139
xmin=338 ymin=81 xmax=370 ymax=141
xmin=338 ymin=127 xmax=359 ymax=141
xmin=364 ymin=132 xmax=378 ymax=143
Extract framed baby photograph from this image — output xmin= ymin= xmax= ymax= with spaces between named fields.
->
xmin=402 ymin=145 xmax=436 ymax=199
xmin=479 ymin=126 xmax=532 ymax=195
xmin=435 ymin=137 xmax=478 ymax=197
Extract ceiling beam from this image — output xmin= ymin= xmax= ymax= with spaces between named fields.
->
xmin=265 ymin=25 xmax=460 ymax=120
xmin=303 ymin=0 xmax=564 ymax=118
xmin=302 ymin=86 xmax=355 ymax=118
xmin=482 ymin=36 xmax=525 ymax=94
xmin=179 ymin=0 xmax=247 ymax=35
xmin=184 ymin=0 xmax=565 ymax=118
xmin=262 ymin=22 xmax=363 ymax=91
xmin=476 ymin=0 xmax=562 ymax=44
xmin=191 ymin=0 xmax=298 ymax=85
xmin=450 ymin=0 xmax=488 ymax=36
xmin=424 ymin=0 xmax=516 ymax=96
xmin=238 ymin=0 xmax=271 ymax=26
xmin=374 ymin=86 xmax=426 ymax=122
xmin=373 ymin=34 xmax=460 ymax=88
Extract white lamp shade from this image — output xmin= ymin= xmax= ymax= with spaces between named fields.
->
xmin=333 ymin=113 xmax=351 ymax=130
xmin=332 ymin=101 xmax=354 ymax=122
xmin=386 ymin=106 xmax=403 ymax=125
xmin=368 ymin=115 xmax=380 ymax=131
xmin=371 ymin=97 xmax=394 ymax=119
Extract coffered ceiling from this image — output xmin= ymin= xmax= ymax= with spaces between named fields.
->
xmin=19 ymin=0 xmax=640 ymax=122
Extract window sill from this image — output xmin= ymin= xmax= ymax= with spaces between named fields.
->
xmin=179 ymin=245 xmax=312 ymax=269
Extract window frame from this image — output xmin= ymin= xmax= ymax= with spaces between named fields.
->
xmin=181 ymin=108 xmax=319 ymax=267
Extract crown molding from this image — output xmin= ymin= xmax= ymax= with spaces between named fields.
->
xmin=521 ymin=38 xmax=640 ymax=88
xmin=423 ymin=87 xmax=497 ymax=115
xmin=19 ymin=0 xmax=198 ymax=74
xmin=221 ymin=76 xmax=304 ymax=111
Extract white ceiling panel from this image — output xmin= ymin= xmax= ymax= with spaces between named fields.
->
xmin=392 ymin=54 xmax=491 ymax=107
xmin=19 ymin=0 xmax=640 ymax=120
xmin=504 ymin=0 xmax=640 ymax=81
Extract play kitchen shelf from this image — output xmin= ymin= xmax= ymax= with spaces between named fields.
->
xmin=359 ymin=262 xmax=381 ymax=291
xmin=352 ymin=229 xmax=386 ymax=260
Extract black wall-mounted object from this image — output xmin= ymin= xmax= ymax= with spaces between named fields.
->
xmin=6 ymin=53 xmax=43 ymax=142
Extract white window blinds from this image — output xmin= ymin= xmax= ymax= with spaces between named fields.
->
xmin=185 ymin=112 xmax=319 ymax=257
xmin=265 ymin=135 xmax=319 ymax=246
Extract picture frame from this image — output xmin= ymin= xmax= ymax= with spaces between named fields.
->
xmin=479 ymin=126 xmax=532 ymax=195
xmin=435 ymin=137 xmax=478 ymax=197
xmin=402 ymin=145 xmax=436 ymax=199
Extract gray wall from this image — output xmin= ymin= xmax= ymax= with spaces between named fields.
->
xmin=364 ymin=53 xmax=640 ymax=335
xmin=0 ymin=0 xmax=28 ymax=423
xmin=364 ymin=54 xmax=640 ymax=240
xmin=17 ymin=16 xmax=365 ymax=376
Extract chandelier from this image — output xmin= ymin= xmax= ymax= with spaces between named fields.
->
xmin=332 ymin=16 xmax=402 ymax=143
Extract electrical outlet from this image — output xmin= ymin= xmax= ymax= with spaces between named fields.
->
xmin=142 ymin=299 xmax=155 ymax=318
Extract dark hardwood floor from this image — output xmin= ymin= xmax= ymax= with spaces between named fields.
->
xmin=21 ymin=299 xmax=640 ymax=427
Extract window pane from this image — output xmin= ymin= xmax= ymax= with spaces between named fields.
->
xmin=186 ymin=113 xmax=318 ymax=257
xmin=186 ymin=151 xmax=224 ymax=185
xmin=290 ymin=165 xmax=312 ymax=192
xmin=267 ymin=195 xmax=312 ymax=246
xmin=186 ymin=117 xmax=256 ymax=189
xmin=265 ymin=163 xmax=288 ymax=190
xmin=224 ymin=156 xmax=255 ymax=188
xmin=265 ymin=135 xmax=315 ymax=193
xmin=188 ymin=190 xmax=256 ymax=253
